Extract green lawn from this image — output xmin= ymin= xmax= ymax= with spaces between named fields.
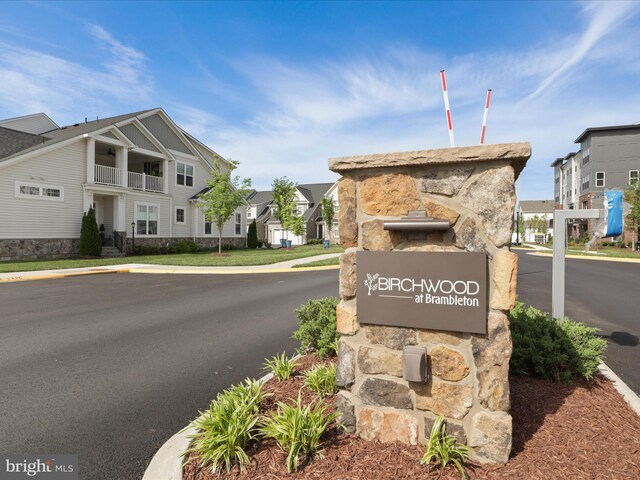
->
xmin=0 ymin=245 xmax=345 ymax=273
xmin=292 ymin=256 xmax=340 ymax=268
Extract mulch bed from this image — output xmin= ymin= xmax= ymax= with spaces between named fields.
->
xmin=184 ymin=355 xmax=640 ymax=479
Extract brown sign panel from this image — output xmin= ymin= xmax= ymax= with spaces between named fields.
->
xmin=357 ymin=251 xmax=487 ymax=334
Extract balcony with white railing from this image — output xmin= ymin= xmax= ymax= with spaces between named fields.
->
xmin=94 ymin=165 xmax=165 ymax=193
xmin=128 ymin=171 xmax=164 ymax=193
xmin=95 ymin=164 xmax=122 ymax=187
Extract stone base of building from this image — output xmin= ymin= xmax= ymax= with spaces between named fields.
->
xmin=0 ymin=239 xmax=81 ymax=261
xmin=0 ymin=237 xmax=247 ymax=261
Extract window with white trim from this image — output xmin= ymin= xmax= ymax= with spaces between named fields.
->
xmin=135 ymin=203 xmax=159 ymax=236
xmin=204 ymin=221 xmax=212 ymax=235
xmin=296 ymin=204 xmax=304 ymax=215
xmin=176 ymin=161 xmax=194 ymax=187
xmin=630 ymin=170 xmax=639 ymax=185
xmin=235 ymin=213 xmax=242 ymax=235
xmin=595 ymin=172 xmax=605 ymax=188
xmin=15 ymin=181 xmax=64 ymax=201
xmin=247 ymin=208 xmax=252 ymax=218
xmin=175 ymin=207 xmax=186 ymax=224
xmin=582 ymin=200 xmax=588 ymax=209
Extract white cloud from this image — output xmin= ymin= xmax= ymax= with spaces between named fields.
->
xmin=521 ymin=1 xmax=640 ymax=103
xmin=0 ymin=24 xmax=151 ymax=124
xmin=172 ymin=1 xmax=640 ymax=201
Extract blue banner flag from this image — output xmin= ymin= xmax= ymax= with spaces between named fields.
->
xmin=602 ymin=190 xmax=623 ymax=237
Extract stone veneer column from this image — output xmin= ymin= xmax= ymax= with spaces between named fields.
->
xmin=329 ymin=143 xmax=530 ymax=464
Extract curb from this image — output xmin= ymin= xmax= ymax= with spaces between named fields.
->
xmin=598 ymin=362 xmax=640 ymax=416
xmin=0 ymin=268 xmax=129 ymax=283
xmin=142 ymin=371 xmax=276 ymax=480
xmin=527 ymin=251 xmax=640 ymax=264
xmin=129 ymin=265 xmax=340 ymax=275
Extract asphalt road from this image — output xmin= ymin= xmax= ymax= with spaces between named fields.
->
xmin=515 ymin=251 xmax=640 ymax=394
xmin=0 ymin=270 xmax=338 ymax=480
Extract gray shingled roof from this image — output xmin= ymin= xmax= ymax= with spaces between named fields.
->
xmin=0 ymin=109 xmax=156 ymax=162
xmin=0 ymin=127 xmax=47 ymax=159
xmin=519 ymin=200 xmax=555 ymax=214
xmin=246 ymin=190 xmax=274 ymax=205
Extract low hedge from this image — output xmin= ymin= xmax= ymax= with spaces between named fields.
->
xmin=134 ymin=241 xmax=198 ymax=255
xmin=293 ymin=297 xmax=340 ymax=358
xmin=509 ymin=301 xmax=607 ymax=384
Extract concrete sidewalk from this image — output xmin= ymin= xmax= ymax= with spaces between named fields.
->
xmin=0 ymin=253 xmax=341 ymax=283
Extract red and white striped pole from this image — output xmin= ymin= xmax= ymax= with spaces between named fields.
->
xmin=440 ymin=70 xmax=455 ymax=147
xmin=479 ymin=89 xmax=492 ymax=145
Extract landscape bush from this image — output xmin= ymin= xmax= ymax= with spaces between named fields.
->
xmin=187 ymin=379 xmax=265 ymax=473
xmin=306 ymin=239 xmax=323 ymax=245
xmin=133 ymin=241 xmax=198 ymax=255
xmin=303 ymin=363 xmax=337 ymax=397
xmin=263 ymin=352 xmax=299 ymax=381
xmin=421 ymin=415 xmax=469 ymax=479
xmin=509 ymin=302 xmax=607 ymax=383
xmin=79 ymin=207 xmax=102 ymax=256
xmin=259 ymin=393 xmax=339 ymax=473
xmin=293 ymin=297 xmax=340 ymax=357
xmin=247 ymin=220 xmax=258 ymax=249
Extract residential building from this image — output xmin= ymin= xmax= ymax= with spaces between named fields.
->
xmin=552 ymin=122 xmax=640 ymax=240
xmin=245 ymin=182 xmax=338 ymax=246
xmin=516 ymin=200 xmax=554 ymax=244
xmin=0 ymin=108 xmax=247 ymax=261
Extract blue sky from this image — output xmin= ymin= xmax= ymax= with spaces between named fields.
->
xmin=1 ymin=1 xmax=639 ymax=199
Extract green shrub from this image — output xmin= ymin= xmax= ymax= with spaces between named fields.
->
xmin=187 ymin=379 xmax=265 ymax=473
xmin=173 ymin=241 xmax=198 ymax=253
xmin=303 ymin=364 xmax=337 ymax=397
xmin=259 ymin=392 xmax=339 ymax=473
xmin=306 ymin=239 xmax=323 ymax=245
xmin=264 ymin=352 xmax=299 ymax=381
xmin=247 ymin=220 xmax=258 ymax=248
xmin=293 ymin=297 xmax=340 ymax=357
xmin=510 ymin=302 xmax=607 ymax=383
xmin=79 ymin=207 xmax=102 ymax=256
xmin=421 ymin=415 xmax=469 ymax=480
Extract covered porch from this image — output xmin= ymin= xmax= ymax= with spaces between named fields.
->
xmin=90 ymin=140 xmax=168 ymax=194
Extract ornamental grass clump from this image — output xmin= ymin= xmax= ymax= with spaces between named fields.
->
xmin=186 ymin=379 xmax=265 ymax=473
xmin=303 ymin=363 xmax=337 ymax=397
xmin=259 ymin=393 xmax=339 ymax=473
xmin=421 ymin=415 xmax=469 ymax=480
xmin=509 ymin=301 xmax=607 ymax=383
xmin=263 ymin=352 xmax=299 ymax=381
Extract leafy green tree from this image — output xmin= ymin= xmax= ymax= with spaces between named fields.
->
xmin=291 ymin=214 xmax=306 ymax=240
xmin=79 ymin=207 xmax=102 ymax=256
xmin=271 ymin=177 xmax=297 ymax=245
xmin=198 ymin=160 xmax=252 ymax=254
xmin=624 ymin=180 xmax=640 ymax=249
xmin=247 ymin=219 xmax=258 ymax=249
xmin=321 ymin=196 xmax=335 ymax=241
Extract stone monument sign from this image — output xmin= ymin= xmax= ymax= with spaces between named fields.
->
xmin=329 ymin=142 xmax=530 ymax=464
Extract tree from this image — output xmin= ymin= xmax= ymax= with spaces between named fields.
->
xmin=271 ymin=177 xmax=298 ymax=245
xmin=197 ymin=160 xmax=252 ymax=254
xmin=624 ymin=180 xmax=640 ymax=250
xmin=321 ymin=196 xmax=335 ymax=241
xmin=247 ymin=219 xmax=258 ymax=249
xmin=80 ymin=207 xmax=102 ymax=256
xmin=291 ymin=214 xmax=306 ymax=240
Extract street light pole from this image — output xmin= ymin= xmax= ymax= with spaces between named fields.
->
xmin=131 ymin=222 xmax=135 ymax=254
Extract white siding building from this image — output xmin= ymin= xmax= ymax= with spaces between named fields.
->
xmin=0 ymin=108 xmax=246 ymax=260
